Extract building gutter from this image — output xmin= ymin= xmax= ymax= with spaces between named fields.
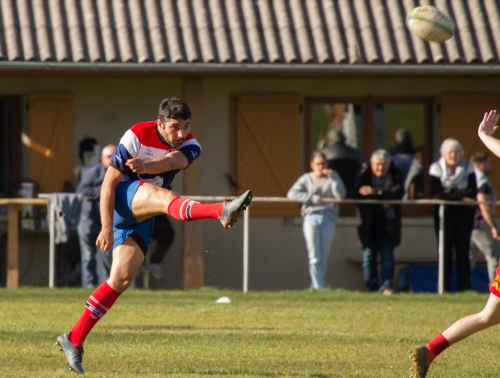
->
xmin=0 ymin=61 xmax=499 ymax=75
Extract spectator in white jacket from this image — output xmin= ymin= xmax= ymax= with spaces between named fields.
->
xmin=287 ymin=151 xmax=346 ymax=289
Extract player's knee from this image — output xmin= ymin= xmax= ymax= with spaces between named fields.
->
xmin=108 ymin=275 xmax=134 ymax=293
xmin=479 ymin=309 xmax=500 ymax=327
xmin=162 ymin=188 xmax=176 ymax=201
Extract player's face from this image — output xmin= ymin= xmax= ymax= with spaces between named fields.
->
xmin=444 ymin=147 xmax=461 ymax=169
xmin=371 ymin=159 xmax=390 ymax=178
xmin=158 ymin=118 xmax=191 ymax=147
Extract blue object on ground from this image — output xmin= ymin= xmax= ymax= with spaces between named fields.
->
xmin=409 ymin=265 xmax=489 ymax=293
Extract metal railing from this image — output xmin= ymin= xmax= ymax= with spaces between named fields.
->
xmin=189 ymin=196 xmax=497 ymax=295
xmin=38 ymin=193 xmax=495 ymax=294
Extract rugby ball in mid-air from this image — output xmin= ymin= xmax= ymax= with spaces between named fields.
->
xmin=406 ymin=5 xmax=456 ymax=43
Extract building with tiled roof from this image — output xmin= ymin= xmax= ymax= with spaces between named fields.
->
xmin=0 ymin=0 xmax=499 ymax=291
xmin=0 ymin=0 xmax=499 ymax=69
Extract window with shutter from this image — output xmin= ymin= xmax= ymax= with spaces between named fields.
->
xmin=441 ymin=94 xmax=500 ymax=194
xmin=28 ymin=93 xmax=74 ymax=193
xmin=230 ymin=95 xmax=301 ymax=217
xmin=305 ymin=96 xmax=433 ymax=216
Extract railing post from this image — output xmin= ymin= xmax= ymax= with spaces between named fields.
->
xmin=49 ymin=201 xmax=55 ymax=288
xmin=438 ymin=204 xmax=445 ymax=294
xmin=243 ymin=205 xmax=249 ymax=293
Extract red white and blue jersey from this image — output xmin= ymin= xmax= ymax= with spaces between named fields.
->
xmin=110 ymin=121 xmax=201 ymax=189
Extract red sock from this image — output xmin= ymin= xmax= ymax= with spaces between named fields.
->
xmin=426 ymin=333 xmax=450 ymax=361
xmin=167 ymin=197 xmax=223 ymax=221
xmin=69 ymin=281 xmax=120 ymax=347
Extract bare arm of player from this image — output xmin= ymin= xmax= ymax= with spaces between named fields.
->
xmin=126 ymin=150 xmax=189 ymax=174
xmin=96 ymin=166 xmax=124 ymax=252
xmin=478 ymin=110 xmax=500 ymax=158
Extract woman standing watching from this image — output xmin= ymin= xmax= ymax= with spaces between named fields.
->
xmin=429 ymin=138 xmax=477 ymax=292
xmin=287 ymin=151 xmax=346 ymax=289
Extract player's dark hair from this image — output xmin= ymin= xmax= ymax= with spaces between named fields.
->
xmin=158 ymin=97 xmax=191 ymax=122
xmin=470 ymin=151 xmax=489 ymax=165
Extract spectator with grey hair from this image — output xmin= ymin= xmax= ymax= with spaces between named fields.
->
xmin=354 ymin=149 xmax=404 ymax=295
xmin=287 ymin=151 xmax=346 ymax=289
xmin=429 ymin=138 xmax=477 ymax=292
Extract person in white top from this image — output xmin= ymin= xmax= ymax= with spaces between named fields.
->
xmin=287 ymin=151 xmax=346 ymax=289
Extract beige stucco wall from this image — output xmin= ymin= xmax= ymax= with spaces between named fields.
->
xmin=0 ymin=76 xmax=186 ymax=288
xmin=200 ymin=76 xmax=500 ymax=291
xmin=1 ymin=74 xmax=499 ymax=290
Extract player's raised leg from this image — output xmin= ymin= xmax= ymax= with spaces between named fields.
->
xmin=56 ymin=238 xmax=144 ymax=374
xmin=410 ymin=279 xmax=500 ymax=377
xmin=131 ymin=182 xmax=253 ymax=228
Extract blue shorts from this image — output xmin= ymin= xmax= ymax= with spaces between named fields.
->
xmin=113 ymin=180 xmax=154 ymax=254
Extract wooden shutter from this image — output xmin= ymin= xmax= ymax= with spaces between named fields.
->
xmin=231 ymin=95 xmax=301 ymax=216
xmin=28 ymin=93 xmax=73 ymax=193
xmin=441 ymin=94 xmax=500 ymax=193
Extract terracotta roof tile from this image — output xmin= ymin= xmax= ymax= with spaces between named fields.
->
xmin=322 ymin=0 xmax=347 ymax=63
xmin=451 ymin=0 xmax=479 ymax=63
xmin=274 ymin=0 xmax=298 ymax=62
xmin=305 ymin=0 xmax=329 ymax=63
xmin=18 ymin=0 xmax=36 ymax=61
xmin=372 ymin=0 xmax=396 ymax=63
xmin=258 ymin=0 xmax=280 ymax=62
xmin=97 ymin=0 xmax=117 ymax=62
xmin=386 ymin=0 xmax=410 ymax=63
xmin=338 ymin=0 xmax=363 ymax=63
xmin=290 ymin=0 xmax=313 ymax=62
xmin=3 ymin=0 xmax=22 ymax=61
xmin=66 ymin=0 xmax=86 ymax=62
xmin=160 ymin=0 xmax=183 ymax=63
xmin=112 ymin=0 xmax=134 ymax=62
xmin=81 ymin=0 xmax=102 ymax=62
xmin=144 ymin=0 xmax=165 ymax=62
xmin=469 ymin=0 xmax=495 ymax=62
xmin=241 ymin=0 xmax=264 ymax=62
xmin=0 ymin=0 xmax=498 ymax=66
xmin=211 ymin=0 xmax=232 ymax=63
xmin=178 ymin=0 xmax=198 ymax=62
xmin=227 ymin=0 xmax=249 ymax=63
xmin=49 ymin=0 xmax=69 ymax=61
xmin=354 ymin=0 xmax=379 ymax=63
xmin=485 ymin=0 xmax=500 ymax=60
xmin=129 ymin=0 xmax=150 ymax=63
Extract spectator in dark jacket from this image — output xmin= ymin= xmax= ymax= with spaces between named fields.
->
xmin=76 ymin=144 xmax=116 ymax=288
xmin=354 ymin=149 xmax=404 ymax=295
xmin=429 ymin=138 xmax=477 ymax=292
xmin=321 ymin=129 xmax=360 ymax=198
xmin=388 ymin=128 xmax=415 ymax=182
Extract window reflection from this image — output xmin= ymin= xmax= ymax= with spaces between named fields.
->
xmin=310 ymin=103 xmax=362 ymax=198
xmin=374 ymin=103 xmax=426 ymax=199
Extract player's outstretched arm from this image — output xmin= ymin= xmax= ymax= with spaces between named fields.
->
xmin=478 ymin=110 xmax=500 ymax=158
xmin=96 ymin=166 xmax=124 ymax=252
xmin=127 ymin=151 xmax=189 ymax=174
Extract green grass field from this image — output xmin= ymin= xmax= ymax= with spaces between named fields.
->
xmin=1 ymin=288 xmax=499 ymax=377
